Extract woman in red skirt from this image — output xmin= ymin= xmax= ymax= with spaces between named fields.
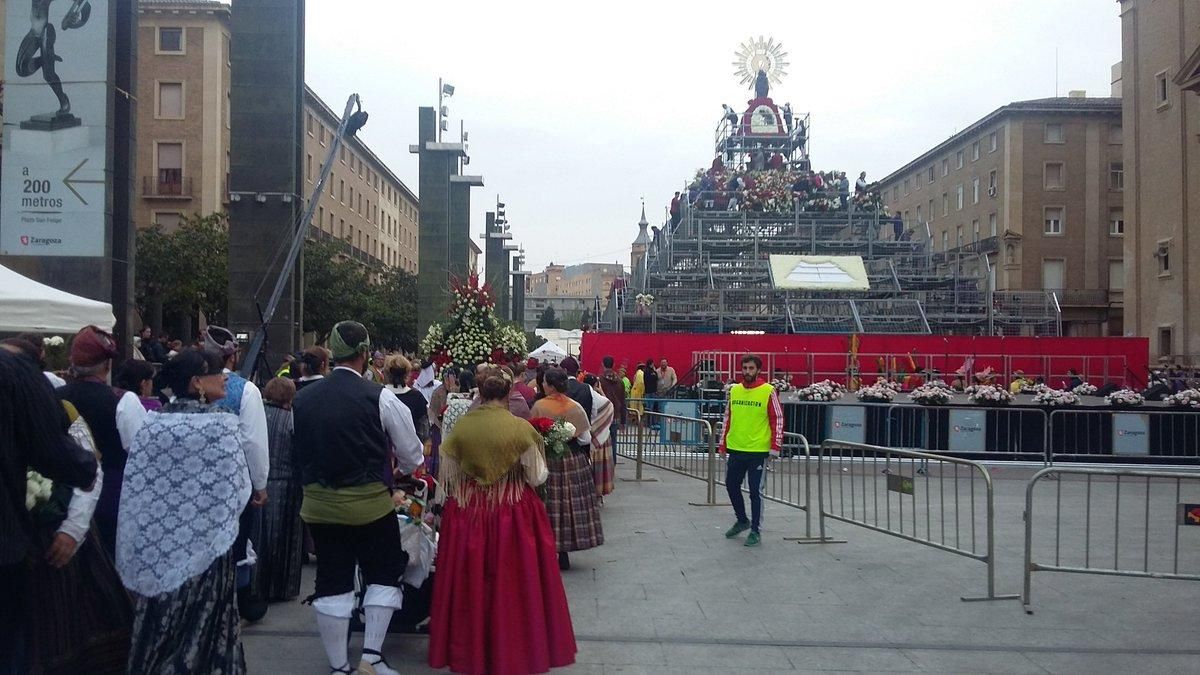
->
xmin=429 ymin=371 xmax=576 ymax=675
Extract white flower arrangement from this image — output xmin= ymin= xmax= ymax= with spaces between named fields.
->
xmin=908 ymin=384 xmax=952 ymax=405
xmin=42 ymin=335 xmax=65 ymax=347
xmin=873 ymin=377 xmax=902 ymax=392
xmin=635 ymin=293 xmax=655 ymax=308
xmin=1163 ymin=389 xmax=1200 ymax=409
xmin=1033 ymin=388 xmax=1079 ymax=407
xmin=965 ymin=384 xmax=1013 ymax=405
xmin=26 ymin=469 xmax=53 ymax=511
xmin=1072 ymin=383 xmax=1098 ymax=396
xmin=856 ymin=382 xmax=896 ymax=402
xmin=795 ymin=379 xmax=845 ymax=402
xmin=1020 ymin=383 xmax=1050 ymax=395
xmin=769 ymin=378 xmax=793 ymax=393
xmin=1105 ymin=389 xmax=1145 ymax=408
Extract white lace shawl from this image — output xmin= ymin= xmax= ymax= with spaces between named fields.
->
xmin=116 ymin=410 xmax=250 ymax=596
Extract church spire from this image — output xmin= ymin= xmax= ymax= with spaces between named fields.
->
xmin=632 ymin=198 xmax=651 ymax=245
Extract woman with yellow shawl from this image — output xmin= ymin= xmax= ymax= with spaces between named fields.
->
xmin=629 ymin=364 xmax=646 ymax=425
xmin=429 ymin=372 xmax=576 ymax=675
xmin=530 ymin=368 xmax=604 ymax=571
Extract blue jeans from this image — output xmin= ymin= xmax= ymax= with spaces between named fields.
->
xmin=725 ymin=451 xmax=767 ymax=532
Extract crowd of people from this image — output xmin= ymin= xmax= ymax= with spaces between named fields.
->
xmin=4 ymin=320 xmax=707 ymax=674
xmin=675 ymin=157 xmax=887 ymax=217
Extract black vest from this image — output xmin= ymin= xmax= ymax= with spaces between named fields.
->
xmin=565 ymin=378 xmax=594 ymax=422
xmin=293 ymin=369 xmax=388 ymax=488
xmin=58 ymin=380 xmax=126 ymax=475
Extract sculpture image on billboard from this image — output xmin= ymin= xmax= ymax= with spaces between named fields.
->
xmin=1 ymin=0 xmax=110 ymax=257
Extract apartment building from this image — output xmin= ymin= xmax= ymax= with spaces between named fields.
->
xmin=136 ymin=0 xmax=418 ymax=272
xmin=522 ymin=262 xmax=625 ymax=330
xmin=1119 ymin=0 xmax=1200 ymax=361
xmin=879 ymin=96 xmax=1124 ymax=337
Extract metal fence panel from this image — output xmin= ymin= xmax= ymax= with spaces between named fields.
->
xmin=1048 ymin=409 xmax=1200 ymax=465
xmin=1022 ymin=466 xmax=1200 ymax=613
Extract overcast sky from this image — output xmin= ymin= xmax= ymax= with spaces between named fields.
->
xmin=303 ymin=0 xmax=1121 ymax=273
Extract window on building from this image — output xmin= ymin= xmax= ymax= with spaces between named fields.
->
xmin=1157 ymin=240 xmax=1171 ymax=275
xmin=306 ymin=114 xmax=314 ymax=136
xmin=942 ymin=158 xmax=949 ymax=176
xmin=988 ymin=169 xmax=997 ymax=191
xmin=955 ymin=184 xmax=964 ymax=210
xmin=972 ymin=219 xmax=980 ymax=242
xmin=914 ymin=173 xmax=921 ymax=191
xmin=306 ymin=154 xmax=313 ymax=182
xmin=156 ymin=142 xmax=183 ymax=194
xmin=989 ymin=212 xmax=998 ymax=237
xmin=956 ymin=225 xmax=963 ymax=248
xmin=1044 ymin=162 xmax=1064 ymax=190
xmin=1109 ymin=162 xmax=1124 ymax=190
xmin=940 ymin=231 xmax=948 ymax=251
xmin=318 ymin=206 xmax=323 ymax=230
xmin=1042 ymin=259 xmax=1065 ymax=291
xmin=1155 ymin=70 xmax=1170 ymax=107
xmin=1108 ymin=259 xmax=1125 ymax=291
xmin=971 ymin=141 xmax=980 ymax=161
xmin=928 ymin=199 xmax=934 ymax=221
xmin=1158 ymin=327 xmax=1173 ymax=358
xmin=956 ymin=150 xmax=964 ymax=169
xmin=157 ymin=82 xmax=183 ymax=118
xmin=971 ymin=177 xmax=980 ymax=204
xmin=916 ymin=205 xmax=923 ymax=222
xmin=1109 ymin=124 xmax=1122 ymax=144
xmin=902 ymin=178 xmax=910 ymax=196
xmin=942 ymin=193 xmax=949 ymax=216
xmin=927 ymin=166 xmax=935 ymax=183
xmin=989 ymin=131 xmax=998 ymax=152
xmin=340 ymin=147 xmax=347 ymax=164
xmin=339 ymin=180 xmax=344 ymax=202
xmin=153 ymin=212 xmax=183 ymax=229
xmin=1109 ymin=208 xmax=1125 ymax=236
xmin=158 ymin=27 xmax=183 ymax=53
xmin=892 ymin=186 xmax=899 ymax=201
xmin=1044 ymin=207 xmax=1064 ymax=235
xmin=1044 ymin=123 xmax=1064 ymax=144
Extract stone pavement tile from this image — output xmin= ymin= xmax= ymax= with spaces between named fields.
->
xmin=651 ymin=615 xmax=769 ymax=641
xmin=660 ymin=643 xmax=795 ymax=670
xmin=574 ymin=641 xmax=668 ymax=666
xmin=900 ymin=648 xmax=1048 ymax=674
xmin=1020 ymin=651 xmax=1200 ymax=675
xmin=781 ymin=646 xmax=920 ymax=672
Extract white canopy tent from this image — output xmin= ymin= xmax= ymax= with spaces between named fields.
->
xmin=528 ymin=340 xmax=569 ymax=364
xmin=0 ymin=264 xmax=115 ymax=333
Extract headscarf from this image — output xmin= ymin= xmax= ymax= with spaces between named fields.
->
xmin=329 ymin=320 xmax=370 ymax=360
xmin=203 ymin=325 xmax=238 ymax=357
xmin=70 ymin=325 xmax=118 ymax=367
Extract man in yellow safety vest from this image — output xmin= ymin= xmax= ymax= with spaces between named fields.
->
xmin=719 ymin=354 xmax=783 ymax=547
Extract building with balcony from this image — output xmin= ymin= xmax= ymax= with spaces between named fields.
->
xmin=878 ymin=95 xmax=1125 ymax=337
xmin=1119 ymin=0 xmax=1200 ymax=363
xmin=135 ymin=0 xmax=418 ymax=272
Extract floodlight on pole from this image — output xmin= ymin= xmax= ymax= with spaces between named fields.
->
xmin=442 ymin=83 xmax=455 ymax=97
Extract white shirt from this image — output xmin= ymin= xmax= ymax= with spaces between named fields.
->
xmin=115 ymin=391 xmax=149 ymax=449
xmin=225 ymin=368 xmax=270 ymax=491
xmin=58 ymin=418 xmax=103 ymax=544
xmin=44 ymin=371 xmax=66 ymax=388
xmin=332 ymin=366 xmax=424 ymax=474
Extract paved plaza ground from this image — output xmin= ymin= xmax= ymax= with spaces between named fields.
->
xmin=243 ymin=458 xmax=1200 ymax=674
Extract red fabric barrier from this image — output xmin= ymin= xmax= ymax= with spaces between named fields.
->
xmin=579 ymin=333 xmax=1149 ymax=389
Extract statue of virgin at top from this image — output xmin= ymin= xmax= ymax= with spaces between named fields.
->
xmin=754 ymin=69 xmax=770 ymax=99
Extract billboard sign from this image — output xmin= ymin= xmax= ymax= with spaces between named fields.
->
xmin=1 ymin=0 xmax=111 ymax=257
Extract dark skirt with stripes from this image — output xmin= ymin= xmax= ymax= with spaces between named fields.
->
xmin=545 ymin=451 xmax=604 ymax=553
xmin=28 ymin=532 xmax=133 ymax=674
xmin=127 ymin=552 xmax=245 ymax=675
xmin=252 ymin=476 xmax=304 ymax=601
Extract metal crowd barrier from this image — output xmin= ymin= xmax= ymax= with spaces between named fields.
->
xmin=815 ymin=440 xmax=1019 ymax=602
xmin=1047 ymin=408 xmax=1200 ymax=465
xmin=1022 ymin=466 xmax=1200 ymax=613
xmin=885 ymin=404 xmax=1049 ymax=461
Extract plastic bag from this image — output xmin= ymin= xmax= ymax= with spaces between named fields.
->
xmin=398 ymin=515 xmax=436 ymax=587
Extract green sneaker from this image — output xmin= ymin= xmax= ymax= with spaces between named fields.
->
xmin=724 ymin=521 xmax=750 ymax=538
xmin=744 ymin=531 xmax=761 ymax=547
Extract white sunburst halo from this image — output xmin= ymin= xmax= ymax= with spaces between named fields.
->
xmin=733 ymin=36 xmax=790 ymax=89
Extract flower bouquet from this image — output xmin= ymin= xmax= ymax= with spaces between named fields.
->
xmin=1105 ymin=389 xmax=1145 ymax=408
xmin=795 ymin=379 xmax=845 ymax=402
xmin=1032 ymin=388 xmax=1079 ymax=407
xmin=1163 ymin=389 xmax=1200 ymax=410
xmin=769 ymin=378 xmax=793 ymax=393
xmin=42 ymin=335 xmax=68 ymax=372
xmin=856 ymin=381 xmax=896 ymax=402
xmin=908 ymin=384 xmax=952 ymax=406
xmin=528 ymin=417 xmax=577 ymax=459
xmin=1072 ymin=383 xmax=1098 ymax=396
xmin=26 ymin=469 xmax=53 ymax=511
xmin=965 ymin=384 xmax=1013 ymax=406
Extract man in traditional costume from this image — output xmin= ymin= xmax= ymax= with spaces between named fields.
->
xmin=293 ymin=321 xmax=424 ymax=675
xmin=57 ymin=325 xmax=148 ymax=557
